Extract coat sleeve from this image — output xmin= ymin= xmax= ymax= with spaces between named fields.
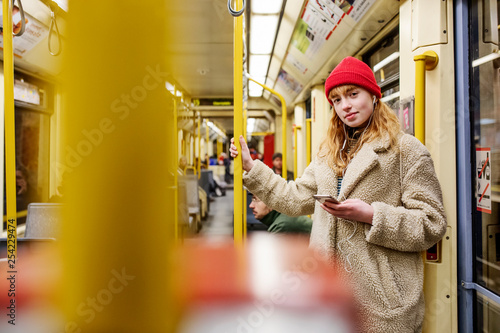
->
xmin=364 ymin=135 xmax=447 ymax=252
xmin=243 ymin=159 xmax=317 ymax=216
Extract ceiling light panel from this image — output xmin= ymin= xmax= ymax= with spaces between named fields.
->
xmin=249 ymin=55 xmax=271 ymax=77
xmin=250 ymin=15 xmax=279 ymax=54
xmin=249 ymin=90 xmax=263 ymax=97
xmin=252 ymin=0 xmax=283 ymax=14
xmin=247 ymin=118 xmax=256 ymax=133
xmin=53 ymin=0 xmax=69 ymax=11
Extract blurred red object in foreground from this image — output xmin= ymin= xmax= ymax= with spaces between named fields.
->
xmin=0 ymin=239 xmax=61 ymax=332
xmin=174 ymin=234 xmax=357 ymax=333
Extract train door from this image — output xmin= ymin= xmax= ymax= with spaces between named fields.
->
xmin=2 ymin=72 xmax=53 ymax=228
xmin=458 ymin=0 xmax=500 ymax=331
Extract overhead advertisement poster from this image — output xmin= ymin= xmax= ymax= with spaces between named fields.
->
xmin=332 ymin=0 xmax=377 ymax=22
xmin=0 ymin=1 xmax=50 ymax=58
xmin=476 ymin=147 xmax=492 ymax=214
xmin=311 ymin=0 xmax=350 ymax=25
xmin=290 ymin=0 xmax=376 ymax=59
xmin=285 ymin=52 xmax=309 ymax=76
xmin=276 ymin=69 xmax=303 ymax=98
xmin=290 ymin=2 xmax=336 ymax=59
xmin=310 ymin=0 xmax=377 ymax=25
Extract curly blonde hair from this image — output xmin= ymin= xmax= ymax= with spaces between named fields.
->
xmin=318 ymin=85 xmax=401 ymax=176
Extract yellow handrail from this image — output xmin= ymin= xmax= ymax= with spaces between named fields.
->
xmin=174 ymin=87 xmax=179 ymax=242
xmin=294 ymin=125 xmax=302 ymax=179
xmin=192 ymin=109 xmax=196 ymax=167
xmin=4 ymin=0 xmax=18 ymax=256
xmin=206 ymin=119 xmax=209 ymax=162
xmin=217 ymin=137 xmax=222 ymax=157
xmin=184 ymin=166 xmax=197 ymax=175
xmin=251 ymin=131 xmax=275 ymax=136
xmin=243 ymin=103 xmax=248 ymax=243
xmin=2 ymin=210 xmax=27 ymax=222
xmin=247 ymin=76 xmax=287 ymax=180
xmin=197 ymin=115 xmax=201 ymax=178
xmin=413 ymin=51 xmax=438 ymax=144
xmin=306 ymin=119 xmax=312 ymax=165
xmin=233 ymin=0 xmax=244 ymax=246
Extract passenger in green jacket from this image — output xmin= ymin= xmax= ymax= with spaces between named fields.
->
xmin=249 ymin=193 xmax=312 ymax=234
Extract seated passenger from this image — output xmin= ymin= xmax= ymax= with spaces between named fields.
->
xmin=249 ymin=193 xmax=312 ymax=234
xmin=272 ymin=152 xmax=294 ymax=181
xmin=178 ymin=155 xmax=188 ymax=175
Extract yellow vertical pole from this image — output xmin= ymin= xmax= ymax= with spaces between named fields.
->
xmin=413 ymin=51 xmax=438 ymax=144
xmin=233 ymin=0 xmax=244 ymax=246
xmin=217 ymin=137 xmax=222 ymax=157
xmin=192 ymin=109 xmax=196 ymax=167
xmin=4 ymin=0 xmax=18 ymax=259
xmin=243 ymin=103 xmax=248 ymax=241
xmin=181 ymin=131 xmax=185 ymax=156
xmin=414 ymin=59 xmax=425 ymax=144
xmin=281 ymin=101 xmax=287 ymax=180
xmin=62 ymin=1 xmax=177 ymax=331
xmin=206 ymin=120 xmax=210 ymax=156
xmin=174 ymin=88 xmax=179 ymax=242
xmin=197 ymin=114 xmax=201 ymax=178
xmin=306 ymin=119 xmax=312 ymax=164
xmin=293 ymin=125 xmax=298 ymax=180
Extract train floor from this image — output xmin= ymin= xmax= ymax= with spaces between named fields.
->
xmin=200 ymin=188 xmax=267 ymax=241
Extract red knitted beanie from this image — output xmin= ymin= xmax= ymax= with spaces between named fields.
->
xmin=324 ymin=57 xmax=381 ymax=105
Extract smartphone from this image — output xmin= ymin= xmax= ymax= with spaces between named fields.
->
xmin=313 ymin=194 xmax=340 ymax=204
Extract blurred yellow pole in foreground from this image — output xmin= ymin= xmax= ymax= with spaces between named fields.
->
xmin=61 ymin=1 xmax=177 ymax=331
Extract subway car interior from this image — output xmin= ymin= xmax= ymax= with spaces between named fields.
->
xmin=0 ymin=0 xmax=499 ymax=332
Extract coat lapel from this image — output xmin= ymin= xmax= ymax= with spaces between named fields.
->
xmin=339 ymin=146 xmax=378 ymax=199
xmin=339 ymin=135 xmax=391 ymax=200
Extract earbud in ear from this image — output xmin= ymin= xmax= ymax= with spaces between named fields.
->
xmin=373 ymin=96 xmax=376 ymax=104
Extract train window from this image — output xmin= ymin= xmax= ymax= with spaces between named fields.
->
xmin=3 ymin=73 xmax=53 ymax=230
xmin=471 ymin=0 xmax=500 ymax=331
xmin=364 ymin=28 xmax=400 ymax=112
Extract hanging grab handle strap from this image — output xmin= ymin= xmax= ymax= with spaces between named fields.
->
xmin=48 ymin=6 xmax=61 ymax=56
xmin=13 ymin=0 xmax=26 ymax=36
xmin=227 ymin=0 xmax=245 ymax=17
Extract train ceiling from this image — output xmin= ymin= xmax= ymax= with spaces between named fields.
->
xmin=167 ymin=0 xmax=400 ymax=135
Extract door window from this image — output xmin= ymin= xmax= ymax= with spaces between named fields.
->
xmin=470 ymin=1 xmax=500 ymax=331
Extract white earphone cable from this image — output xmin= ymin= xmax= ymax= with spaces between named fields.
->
xmin=337 ymin=99 xmax=376 ymax=272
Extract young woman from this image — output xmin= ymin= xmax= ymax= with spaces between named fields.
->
xmin=230 ymin=56 xmax=447 ymax=332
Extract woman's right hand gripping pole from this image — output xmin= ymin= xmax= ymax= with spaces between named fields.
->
xmin=230 ymin=135 xmax=255 ymax=172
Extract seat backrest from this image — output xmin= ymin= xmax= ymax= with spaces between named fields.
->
xmin=177 ymin=181 xmax=189 ymax=225
xmin=24 ymin=203 xmax=63 ymax=239
xmin=199 ymin=169 xmax=214 ymax=195
xmin=178 ymin=174 xmax=199 ymax=213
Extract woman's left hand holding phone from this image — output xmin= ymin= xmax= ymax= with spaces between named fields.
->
xmin=321 ymin=199 xmax=374 ymax=224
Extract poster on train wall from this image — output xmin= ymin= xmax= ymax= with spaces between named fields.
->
xmin=291 ymin=3 xmax=336 ymax=59
xmin=344 ymin=0 xmax=377 ymax=22
xmin=476 ymin=147 xmax=492 ymax=214
xmin=285 ymin=52 xmax=309 ymax=76
xmin=276 ymin=69 xmax=303 ymax=97
xmin=312 ymin=0 xmax=377 ymax=23
xmin=309 ymin=0 xmax=345 ymax=26
xmin=291 ymin=0 xmax=377 ymax=59
xmin=0 ymin=2 xmax=50 ymax=58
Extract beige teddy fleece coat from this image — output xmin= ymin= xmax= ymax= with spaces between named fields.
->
xmin=243 ymin=133 xmax=447 ymax=333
